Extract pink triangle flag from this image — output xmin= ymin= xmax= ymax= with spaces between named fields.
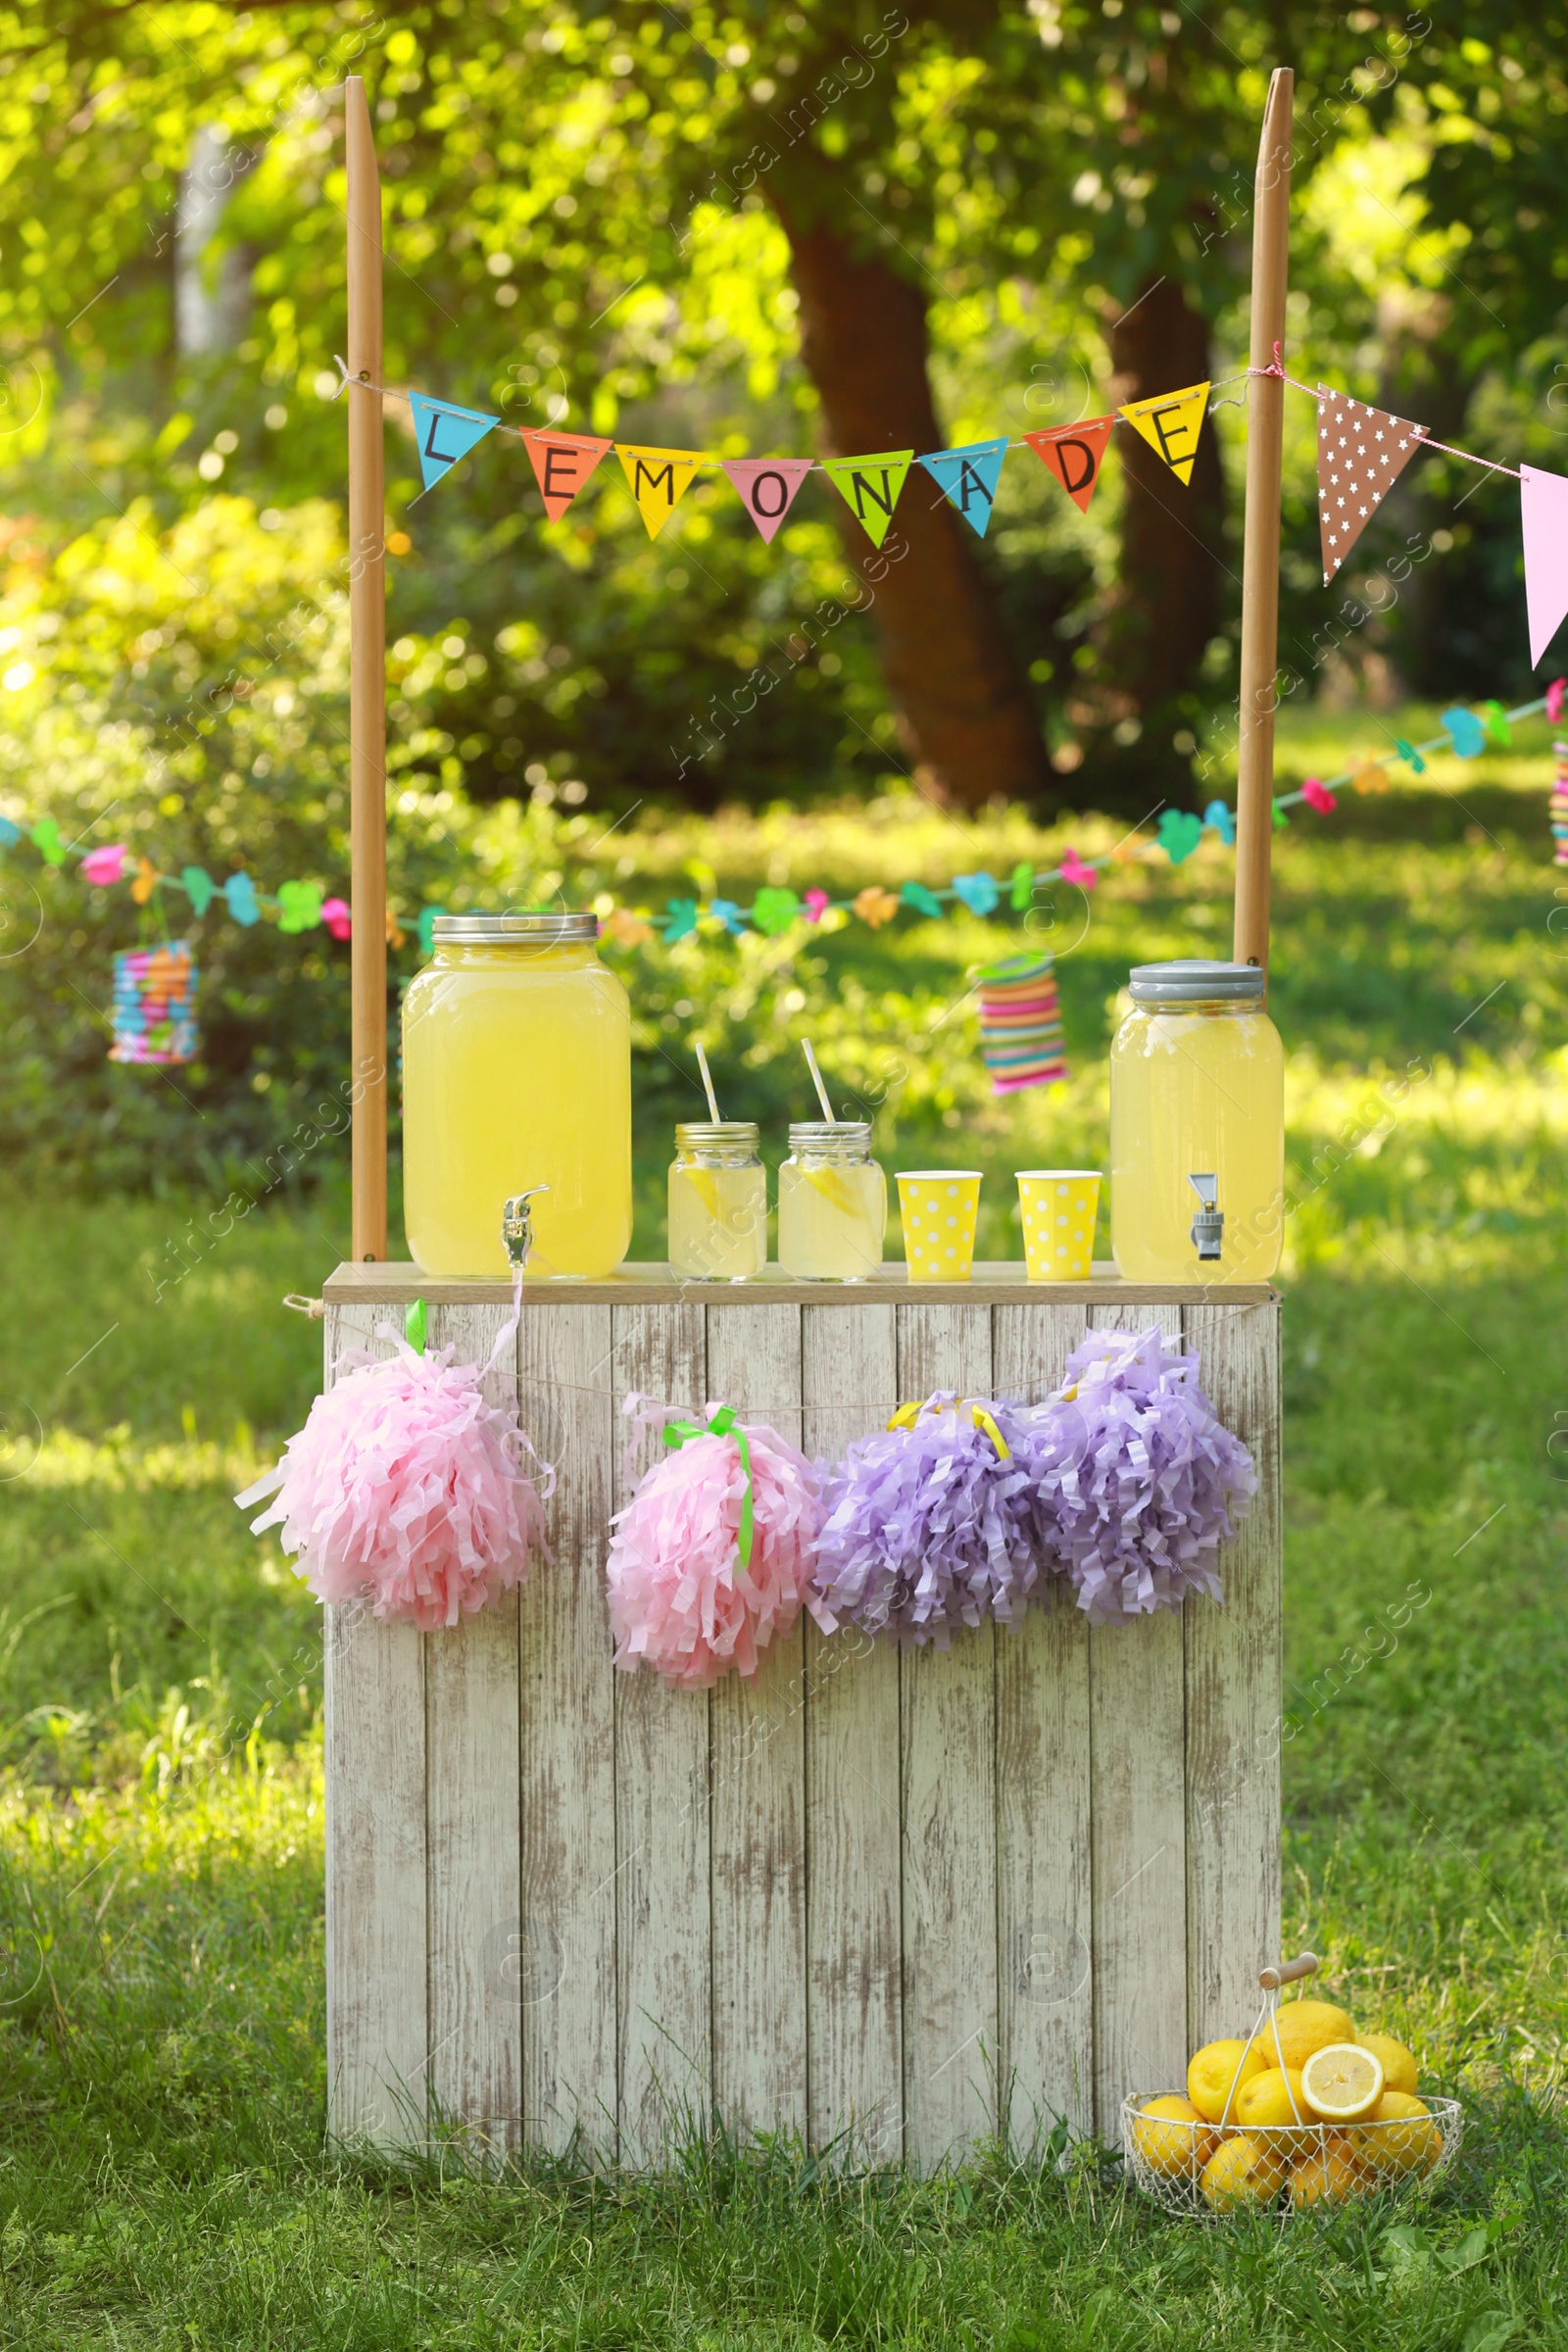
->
xmin=1521 ymin=465 xmax=1568 ymax=667
xmin=720 ymin=457 xmax=814 ymax=544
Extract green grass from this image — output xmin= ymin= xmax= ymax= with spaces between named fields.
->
xmin=3 ymin=718 xmax=1567 ymax=2346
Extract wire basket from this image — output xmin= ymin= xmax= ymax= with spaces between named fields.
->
xmin=1121 ymin=1951 xmax=1463 ymax=2220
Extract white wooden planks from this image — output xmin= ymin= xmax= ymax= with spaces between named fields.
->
xmin=612 ymin=1301 xmax=710 ymax=2162
xmin=323 ymin=1301 xmax=429 ymax=2145
xmin=897 ymin=1301 xmax=999 ymax=2170
xmin=993 ymin=1300 xmax=1093 ymax=2149
xmin=423 ymin=1302 xmax=522 ymax=2159
xmin=706 ymin=1304 xmax=808 ymax=2141
xmin=1183 ymin=1300 xmax=1282 ymax=2053
xmin=1086 ymin=1302 xmax=1190 ymax=2139
xmin=803 ymin=1301 xmax=902 ymax=2163
xmin=323 ymin=1282 xmax=1282 ymax=2170
xmin=516 ymin=1302 xmax=618 ymax=2156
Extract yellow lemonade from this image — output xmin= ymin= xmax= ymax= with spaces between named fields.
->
xmin=777 ymin=1123 xmax=886 ymax=1280
xmin=667 ymin=1122 xmax=767 ymax=1280
xmin=402 ymin=914 xmax=631 ymax=1279
xmin=1110 ymin=961 xmax=1283 ymax=1284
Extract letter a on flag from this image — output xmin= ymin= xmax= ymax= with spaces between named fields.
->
xmin=1521 ymin=465 xmax=1568 ymax=666
xmin=408 ymin=393 xmax=501 ymax=492
xmin=916 ymin=439 xmax=1009 ymax=538
xmin=520 ymin=428 xmax=612 ymax=521
xmin=1117 ymin=381 xmax=1211 ymax=486
xmin=721 ymin=458 xmax=813 ymax=545
xmin=616 ymin=445 xmax=705 ymax=538
xmin=1023 ymin=416 xmax=1116 ymax=514
xmin=820 ymin=450 xmax=914 ymax=548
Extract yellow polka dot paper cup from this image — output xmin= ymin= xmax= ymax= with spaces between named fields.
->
xmin=897 ymin=1171 xmax=982 ymax=1282
xmin=1017 ymin=1170 xmax=1101 ymax=1282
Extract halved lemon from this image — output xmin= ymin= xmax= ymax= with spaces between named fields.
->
xmin=1300 ymin=2040 xmax=1384 ymax=2125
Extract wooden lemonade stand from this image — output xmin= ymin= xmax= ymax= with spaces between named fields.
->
xmin=322 ymin=72 xmax=1294 ymax=2168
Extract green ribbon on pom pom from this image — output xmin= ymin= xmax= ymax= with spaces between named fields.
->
xmin=663 ymin=1402 xmax=753 ymax=1567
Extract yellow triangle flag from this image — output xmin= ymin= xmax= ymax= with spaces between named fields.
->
xmin=616 ymin=445 xmax=705 ymax=538
xmin=1117 ymin=381 xmax=1211 ymax=486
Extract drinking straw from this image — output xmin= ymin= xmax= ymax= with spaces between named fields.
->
xmin=801 ymin=1039 xmax=836 ymax=1122
xmin=695 ymin=1042 xmax=721 ymax=1121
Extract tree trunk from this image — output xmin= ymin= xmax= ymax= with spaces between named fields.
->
xmin=778 ymin=217 xmax=1051 ymax=812
xmin=1089 ymin=275 xmax=1226 ymax=808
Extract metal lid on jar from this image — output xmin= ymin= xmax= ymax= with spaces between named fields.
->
xmin=676 ymin=1121 xmax=760 ymax=1150
xmin=1128 ymin=958 xmax=1265 ymax=1005
xmin=789 ymin=1120 xmax=872 ymax=1146
xmin=431 ymin=910 xmax=598 ymax=944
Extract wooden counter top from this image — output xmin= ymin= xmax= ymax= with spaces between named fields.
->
xmin=323 ymin=1259 xmax=1281 ymax=1307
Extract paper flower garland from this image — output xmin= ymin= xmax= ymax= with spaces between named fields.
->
xmin=237 ymin=1303 xmax=553 ymax=1630
xmin=605 ymin=1397 xmax=824 ymax=1688
xmin=1030 ymin=1329 xmax=1256 ymax=1625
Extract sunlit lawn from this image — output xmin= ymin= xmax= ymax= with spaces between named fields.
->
xmin=2 ymin=714 xmax=1566 ymax=2346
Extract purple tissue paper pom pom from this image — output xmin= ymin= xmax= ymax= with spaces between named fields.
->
xmin=1033 ymin=1327 xmax=1255 ymax=1625
xmin=813 ymin=1394 xmax=1054 ymax=1648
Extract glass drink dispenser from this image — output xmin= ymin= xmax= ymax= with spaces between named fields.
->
xmin=402 ymin=911 xmax=632 ymax=1279
xmin=1109 ymin=959 xmax=1284 ymax=1284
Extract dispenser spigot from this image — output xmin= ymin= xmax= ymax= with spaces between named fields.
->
xmin=501 ymin=1186 xmax=550 ymax=1271
xmin=1189 ymin=1172 xmax=1224 ymax=1262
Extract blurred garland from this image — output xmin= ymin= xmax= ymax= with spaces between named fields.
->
xmin=1 ymin=682 xmax=1560 ymax=955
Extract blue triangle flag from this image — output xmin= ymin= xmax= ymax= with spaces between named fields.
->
xmin=916 ymin=438 xmax=1010 ymax=538
xmin=408 ymin=392 xmax=501 ymax=492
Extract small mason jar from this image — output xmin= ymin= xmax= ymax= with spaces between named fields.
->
xmin=667 ymin=1121 xmax=767 ymax=1282
xmin=777 ymin=1121 xmax=887 ymax=1282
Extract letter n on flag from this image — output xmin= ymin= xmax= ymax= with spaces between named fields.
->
xmin=721 ymin=458 xmax=813 ymax=544
xmin=1023 ymin=416 xmax=1115 ymax=514
xmin=520 ymin=428 xmax=612 ymax=521
xmin=616 ymin=445 xmax=705 ymax=538
xmin=820 ymin=450 xmax=914 ymax=548
xmin=408 ymin=392 xmax=501 ymax=492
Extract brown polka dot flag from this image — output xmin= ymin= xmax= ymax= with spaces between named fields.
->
xmin=1317 ymin=387 xmax=1428 ymax=584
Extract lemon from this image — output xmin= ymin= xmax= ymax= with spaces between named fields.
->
xmin=1187 ymin=2036 xmax=1269 ymax=2124
xmin=1200 ymin=2133 xmax=1286 ymax=2210
xmin=1354 ymin=2032 xmax=1418 ymax=2099
xmin=679 ymin=1166 xmax=722 ymax=1221
xmin=1234 ymin=2065 xmax=1313 ymax=2151
xmin=1260 ymin=1996 xmax=1357 ymax=2074
xmin=1356 ymin=2090 xmax=1441 ymax=2179
xmin=1128 ymin=2094 xmax=1215 ymax=2180
xmin=1288 ymin=2132 xmax=1369 ymax=2208
xmin=1300 ymin=2041 xmax=1384 ymax=2125
xmin=805 ymin=1165 xmax=861 ymax=1218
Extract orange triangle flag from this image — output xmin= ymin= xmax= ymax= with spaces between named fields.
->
xmin=1023 ymin=417 xmax=1116 ymax=514
xmin=519 ymin=428 xmax=612 ymax=522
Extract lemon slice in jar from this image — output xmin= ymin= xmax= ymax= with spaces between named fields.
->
xmin=680 ymin=1166 xmax=722 ymax=1221
xmin=805 ymin=1166 xmax=862 ymax=1219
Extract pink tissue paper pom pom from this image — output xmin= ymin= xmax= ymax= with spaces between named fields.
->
xmin=606 ymin=1399 xmax=826 ymax=1687
xmin=236 ymin=1319 xmax=553 ymax=1630
xmin=1300 ymin=776 xmax=1337 ymax=813
xmin=81 ymin=844 xmax=128 ymax=886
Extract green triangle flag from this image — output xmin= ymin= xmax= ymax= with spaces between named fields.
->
xmin=820 ymin=449 xmax=914 ymax=548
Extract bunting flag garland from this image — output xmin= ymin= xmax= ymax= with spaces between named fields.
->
xmin=720 ymin=457 xmax=814 ymax=544
xmin=519 ymin=426 xmax=612 ymax=521
xmin=1316 ymin=387 xmax=1429 ymax=583
xmin=1520 ymin=465 xmax=1568 ymax=667
xmin=408 ymin=393 xmax=501 ymax=493
xmin=916 ymin=439 xmax=1010 ymax=539
xmin=1023 ymin=416 xmax=1116 ymax=513
xmin=617 ymin=444 xmax=705 ymax=538
xmin=1117 ymin=382 xmax=1211 ymax=485
xmin=819 ymin=450 xmax=915 ymax=548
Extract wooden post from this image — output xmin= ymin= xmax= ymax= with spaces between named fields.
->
xmin=345 ymin=74 xmax=387 ymax=1260
xmin=1233 ymin=67 xmax=1293 ymax=980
